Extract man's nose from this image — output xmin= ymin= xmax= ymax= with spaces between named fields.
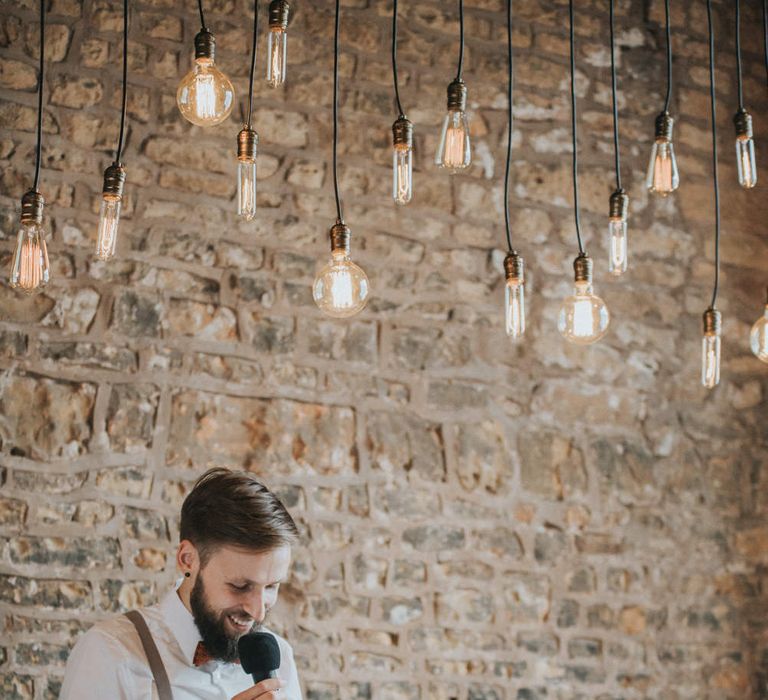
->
xmin=243 ymin=593 xmax=265 ymax=622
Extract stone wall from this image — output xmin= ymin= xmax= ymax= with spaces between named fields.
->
xmin=1 ymin=0 xmax=767 ymax=698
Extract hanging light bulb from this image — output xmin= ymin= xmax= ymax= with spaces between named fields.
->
xmin=734 ymin=109 xmax=757 ymax=188
xmin=646 ymin=111 xmax=679 ymax=195
xmin=177 ymin=29 xmax=235 ymax=126
xmin=503 ymin=252 xmax=525 ymax=340
xmin=701 ymin=307 xmax=722 ymax=388
xmin=608 ymin=189 xmax=628 ymax=276
xmin=94 ymin=163 xmax=126 ymax=261
xmin=237 ymin=128 xmax=258 ymax=220
xmin=392 ymin=116 xmax=413 ymax=205
xmin=10 ymin=190 xmax=50 ymax=294
xmin=313 ymin=223 xmax=370 ymax=318
xmin=558 ymin=254 xmax=610 ymax=345
xmin=266 ymin=0 xmax=289 ymax=88
xmin=750 ymin=288 xmax=768 ymax=363
xmin=436 ymin=79 xmax=471 ymax=172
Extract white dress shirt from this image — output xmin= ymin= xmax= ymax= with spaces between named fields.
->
xmin=59 ymin=585 xmax=302 ymax=700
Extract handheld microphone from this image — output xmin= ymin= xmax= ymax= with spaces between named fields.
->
xmin=238 ymin=632 xmax=281 ymax=683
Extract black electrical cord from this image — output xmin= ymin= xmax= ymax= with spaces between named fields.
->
xmin=392 ymin=0 xmax=405 ymax=118
xmin=568 ymin=0 xmax=584 ymax=255
xmin=706 ymin=0 xmax=720 ymax=308
xmin=246 ymin=0 xmax=259 ymax=128
xmin=114 ymin=0 xmax=129 ymax=164
xmin=197 ymin=0 xmax=207 ymax=30
xmin=503 ymin=0 xmax=513 ymax=252
xmin=456 ymin=0 xmax=465 ymax=81
xmin=763 ymin=0 xmax=767 ymax=86
xmin=609 ymin=0 xmax=622 ymax=192
xmin=662 ymin=0 xmax=672 ymax=112
xmin=332 ymin=0 xmax=343 ymax=222
xmin=735 ymin=0 xmax=744 ymax=110
xmin=33 ymin=0 xmax=45 ymax=192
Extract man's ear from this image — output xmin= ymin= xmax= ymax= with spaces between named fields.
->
xmin=177 ymin=539 xmax=200 ymax=577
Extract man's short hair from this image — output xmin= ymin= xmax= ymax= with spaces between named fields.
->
xmin=180 ymin=468 xmax=299 ymax=564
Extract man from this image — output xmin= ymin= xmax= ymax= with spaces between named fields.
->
xmin=60 ymin=468 xmax=302 ymax=699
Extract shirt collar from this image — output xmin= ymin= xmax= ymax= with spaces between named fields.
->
xmin=158 ymin=580 xmax=202 ymax=667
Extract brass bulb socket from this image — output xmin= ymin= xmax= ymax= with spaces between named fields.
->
xmin=573 ymin=253 xmax=592 ymax=284
xmin=733 ymin=109 xmax=753 ymax=139
xmin=503 ymin=251 xmax=524 ymax=283
xmin=269 ymin=0 xmax=290 ymax=29
xmin=609 ymin=189 xmax=629 ymax=219
xmin=702 ymin=307 xmax=722 ymax=336
xmin=102 ymin=163 xmax=126 ymax=198
xmin=20 ymin=189 xmax=44 ymax=225
xmin=654 ymin=111 xmax=674 ymax=142
xmin=447 ymin=79 xmax=467 ymax=112
xmin=194 ymin=29 xmax=216 ymax=60
xmin=330 ymin=222 xmax=351 ymax=254
xmin=392 ymin=117 xmax=413 ymax=148
xmin=237 ymin=128 xmax=259 ymax=161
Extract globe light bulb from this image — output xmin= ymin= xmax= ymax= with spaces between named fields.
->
xmin=236 ymin=128 xmax=258 ymax=221
xmin=503 ymin=252 xmax=525 ymax=340
xmin=701 ymin=307 xmax=722 ymax=388
xmin=436 ymin=79 xmax=471 ymax=172
xmin=392 ymin=116 xmax=413 ymax=205
xmin=734 ymin=109 xmax=757 ymax=189
xmin=267 ymin=0 xmax=290 ymax=88
xmin=10 ymin=190 xmax=50 ymax=294
xmin=749 ymin=289 xmax=768 ymax=364
xmin=608 ymin=189 xmax=628 ymax=276
xmin=95 ymin=163 xmax=126 ymax=261
xmin=646 ymin=111 xmax=679 ymax=196
xmin=313 ymin=222 xmax=369 ymax=318
xmin=177 ymin=30 xmax=234 ymax=127
xmin=558 ymin=253 xmax=610 ymax=345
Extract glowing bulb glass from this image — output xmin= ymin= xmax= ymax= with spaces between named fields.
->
xmin=701 ymin=334 xmax=721 ymax=388
xmin=95 ymin=195 xmax=121 ymax=261
xmin=558 ymin=281 xmax=610 ymax=345
xmin=436 ymin=110 xmax=471 ymax=172
xmin=608 ymin=217 xmax=627 ymax=276
xmin=393 ymin=144 xmax=412 ymax=205
xmin=736 ymin=136 xmax=757 ymax=188
xmin=504 ymin=278 xmax=525 ymax=340
xmin=267 ymin=28 xmax=287 ymax=87
xmin=238 ymin=159 xmax=257 ymax=221
xmin=10 ymin=222 xmax=50 ymax=294
xmin=177 ymin=58 xmax=234 ymax=127
xmin=646 ymin=139 xmax=679 ymax=195
xmin=750 ymin=306 xmax=768 ymax=364
xmin=313 ymin=250 xmax=370 ymax=318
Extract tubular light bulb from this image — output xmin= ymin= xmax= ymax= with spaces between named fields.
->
xmin=436 ymin=79 xmax=471 ymax=172
xmin=392 ymin=117 xmax=413 ymax=205
xmin=95 ymin=163 xmax=126 ymax=261
xmin=646 ymin=111 xmax=679 ymax=196
xmin=734 ymin=109 xmax=757 ymax=189
xmin=236 ymin=128 xmax=258 ymax=221
xmin=266 ymin=0 xmax=290 ymax=88
xmin=749 ymin=290 xmax=768 ymax=364
xmin=503 ymin=252 xmax=525 ymax=340
xmin=608 ymin=189 xmax=629 ymax=276
xmin=313 ymin=223 xmax=370 ymax=318
xmin=10 ymin=190 xmax=50 ymax=294
xmin=558 ymin=254 xmax=609 ymax=345
xmin=177 ymin=30 xmax=234 ymax=127
xmin=701 ymin=307 xmax=721 ymax=389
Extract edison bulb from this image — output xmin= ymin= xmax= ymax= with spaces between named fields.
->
xmin=392 ymin=117 xmax=413 ymax=205
xmin=237 ymin=128 xmax=258 ymax=221
xmin=608 ymin=217 xmax=627 ymax=276
xmin=749 ymin=299 xmax=768 ymax=363
xmin=436 ymin=110 xmax=471 ymax=172
xmin=701 ymin=308 xmax=721 ymax=389
xmin=313 ymin=249 xmax=370 ymax=318
xmin=734 ymin=109 xmax=757 ymax=189
xmin=10 ymin=221 xmax=50 ymax=294
xmin=503 ymin=252 xmax=525 ymax=340
xmin=95 ymin=195 xmax=121 ymax=261
xmin=267 ymin=0 xmax=290 ymax=87
xmin=177 ymin=31 xmax=234 ymax=127
xmin=646 ymin=112 xmax=679 ymax=196
xmin=558 ymin=280 xmax=610 ymax=344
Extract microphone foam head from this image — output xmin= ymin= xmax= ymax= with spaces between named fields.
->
xmin=237 ymin=632 xmax=281 ymax=675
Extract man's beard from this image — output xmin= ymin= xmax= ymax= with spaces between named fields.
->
xmin=189 ymin=574 xmax=266 ymax=663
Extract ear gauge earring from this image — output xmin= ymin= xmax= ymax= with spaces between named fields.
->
xmin=184 ymin=572 xmax=191 ymax=578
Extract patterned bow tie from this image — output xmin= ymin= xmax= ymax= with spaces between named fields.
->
xmin=193 ymin=643 xmax=240 ymax=667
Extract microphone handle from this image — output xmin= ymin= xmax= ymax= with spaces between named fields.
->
xmin=251 ymin=670 xmax=278 ymax=684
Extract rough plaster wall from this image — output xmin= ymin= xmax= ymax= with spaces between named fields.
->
xmin=0 ymin=0 xmax=767 ymax=698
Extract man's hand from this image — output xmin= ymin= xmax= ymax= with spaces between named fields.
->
xmin=232 ymin=679 xmax=285 ymax=700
